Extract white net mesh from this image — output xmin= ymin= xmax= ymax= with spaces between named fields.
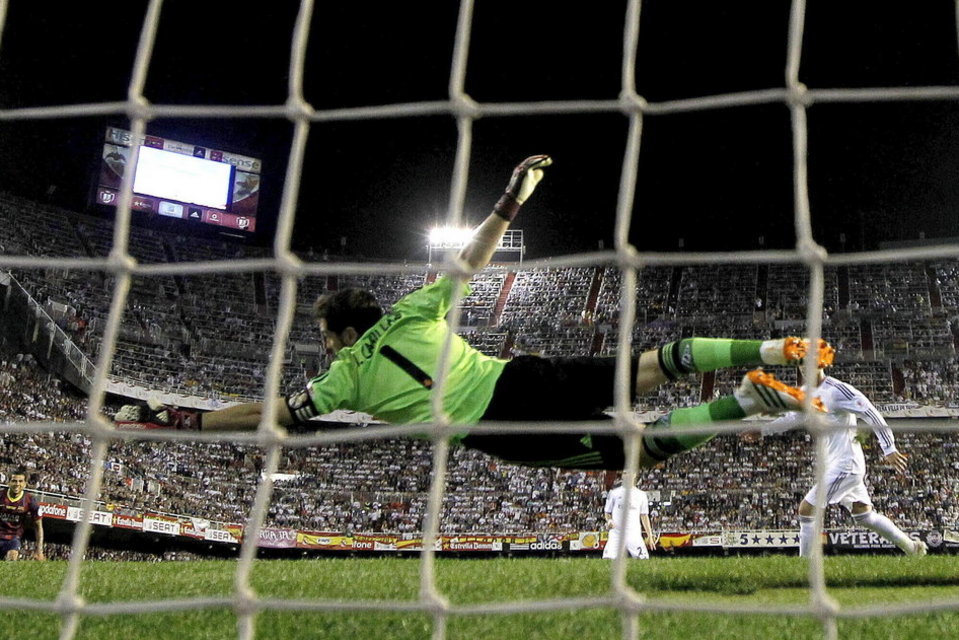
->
xmin=1 ymin=1 xmax=958 ymax=639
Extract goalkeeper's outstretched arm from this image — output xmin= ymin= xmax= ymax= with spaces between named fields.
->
xmin=457 ymin=155 xmax=551 ymax=271
xmin=114 ymin=399 xmax=296 ymax=432
xmin=200 ymin=401 xmax=295 ymax=431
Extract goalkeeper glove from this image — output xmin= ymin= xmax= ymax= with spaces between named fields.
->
xmin=114 ymin=400 xmax=202 ymax=431
xmin=493 ymin=154 xmax=552 ymax=222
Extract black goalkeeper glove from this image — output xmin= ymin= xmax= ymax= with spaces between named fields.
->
xmin=493 ymin=154 xmax=552 ymax=222
xmin=114 ymin=400 xmax=202 ymax=431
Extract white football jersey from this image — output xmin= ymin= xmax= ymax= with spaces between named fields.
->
xmin=604 ymin=485 xmax=649 ymax=530
xmin=763 ymin=375 xmax=897 ymax=475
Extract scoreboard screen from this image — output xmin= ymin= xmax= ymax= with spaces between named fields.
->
xmin=94 ymin=126 xmax=261 ymax=234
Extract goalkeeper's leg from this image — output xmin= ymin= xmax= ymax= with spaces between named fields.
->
xmin=636 ymin=336 xmax=834 ymax=394
xmin=466 ymin=369 xmax=820 ymax=470
xmin=638 ymin=369 xmax=823 ymax=468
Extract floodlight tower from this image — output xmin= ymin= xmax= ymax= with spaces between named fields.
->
xmin=427 ymin=227 xmax=525 ymax=264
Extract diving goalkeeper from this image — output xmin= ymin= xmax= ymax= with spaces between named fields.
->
xmin=116 ymin=155 xmax=833 ymax=470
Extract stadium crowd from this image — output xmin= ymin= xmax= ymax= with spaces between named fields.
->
xmin=1 ymin=339 xmax=956 ymax=538
xmin=1 ymin=192 xmax=958 ymax=548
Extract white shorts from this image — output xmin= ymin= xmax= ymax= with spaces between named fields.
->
xmin=803 ymin=470 xmax=872 ymax=511
xmin=603 ymin=529 xmax=649 ymax=559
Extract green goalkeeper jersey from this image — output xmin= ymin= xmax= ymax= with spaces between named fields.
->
xmin=305 ymin=276 xmax=508 ymax=438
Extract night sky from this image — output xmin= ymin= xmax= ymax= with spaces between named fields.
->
xmin=2 ymin=2 xmax=959 ymax=259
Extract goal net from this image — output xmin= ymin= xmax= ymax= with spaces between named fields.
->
xmin=1 ymin=1 xmax=958 ymax=639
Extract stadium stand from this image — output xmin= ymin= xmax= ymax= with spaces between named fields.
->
xmin=2 ymin=193 xmax=958 ymax=546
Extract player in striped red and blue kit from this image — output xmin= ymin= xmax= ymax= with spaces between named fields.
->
xmin=1 ymin=467 xmax=45 ymax=561
xmin=750 ymin=368 xmax=927 ymax=557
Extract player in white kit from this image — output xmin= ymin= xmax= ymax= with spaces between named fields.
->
xmin=755 ymin=367 xmax=928 ymax=557
xmin=603 ymin=475 xmax=656 ymax=559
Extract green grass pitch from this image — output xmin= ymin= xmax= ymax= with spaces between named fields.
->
xmin=0 ymin=555 xmax=956 ymax=640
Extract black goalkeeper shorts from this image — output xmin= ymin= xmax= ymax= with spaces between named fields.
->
xmin=460 ymin=355 xmax=637 ymax=470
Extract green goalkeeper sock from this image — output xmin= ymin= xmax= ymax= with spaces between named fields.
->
xmin=657 ymin=337 xmax=764 ymax=380
xmin=641 ymin=395 xmax=746 ymax=462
